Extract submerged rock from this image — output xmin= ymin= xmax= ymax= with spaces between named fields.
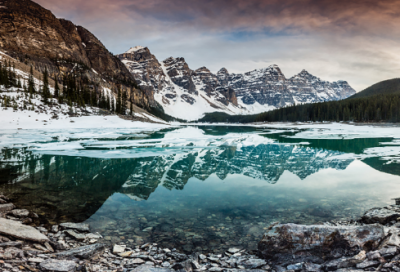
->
xmin=0 ymin=218 xmax=49 ymax=243
xmin=65 ymin=229 xmax=86 ymax=241
xmin=258 ymin=223 xmax=385 ymax=263
xmin=59 ymin=222 xmax=90 ymax=232
xmin=113 ymin=244 xmax=126 ymax=253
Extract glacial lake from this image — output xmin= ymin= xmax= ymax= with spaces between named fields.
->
xmin=1 ymin=124 xmax=400 ymax=253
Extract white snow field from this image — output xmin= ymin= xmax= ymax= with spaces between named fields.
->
xmin=258 ymin=122 xmax=400 ymax=139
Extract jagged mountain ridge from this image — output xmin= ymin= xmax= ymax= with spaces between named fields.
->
xmin=117 ymin=46 xmax=356 ymax=121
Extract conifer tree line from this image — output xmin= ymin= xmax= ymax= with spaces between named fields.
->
xmin=199 ymin=94 xmax=400 ymax=123
xmin=0 ymin=60 xmax=22 ymax=88
xmin=254 ymin=94 xmax=400 ymax=123
xmin=0 ymin=60 xmax=132 ymax=115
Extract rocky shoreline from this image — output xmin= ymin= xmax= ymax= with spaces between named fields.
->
xmin=1 ymin=193 xmax=400 ymax=272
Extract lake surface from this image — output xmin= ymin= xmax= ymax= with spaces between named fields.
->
xmin=1 ymin=124 xmax=400 ymax=253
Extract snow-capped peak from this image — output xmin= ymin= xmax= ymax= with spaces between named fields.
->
xmin=218 ymin=68 xmax=229 ymax=75
xmin=297 ymin=69 xmax=314 ymax=77
xmin=125 ymin=46 xmax=145 ymax=54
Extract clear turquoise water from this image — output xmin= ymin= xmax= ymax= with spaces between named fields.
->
xmin=1 ymin=126 xmax=400 ymax=253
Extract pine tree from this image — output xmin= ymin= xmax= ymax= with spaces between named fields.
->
xmin=97 ymin=91 xmax=102 ymax=108
xmin=28 ymin=66 xmax=35 ymax=97
xmin=7 ymin=61 xmax=12 ymax=87
xmin=17 ymin=76 xmax=22 ymax=88
xmin=3 ymin=61 xmax=9 ymax=88
xmin=0 ymin=62 xmax=3 ymax=85
xmin=121 ymin=89 xmax=127 ymax=115
xmin=116 ymin=88 xmax=121 ymax=114
xmin=11 ymin=63 xmax=17 ymax=86
xmin=54 ymin=78 xmax=60 ymax=98
xmin=42 ymin=68 xmax=50 ymax=104
xmin=63 ymin=76 xmax=67 ymax=100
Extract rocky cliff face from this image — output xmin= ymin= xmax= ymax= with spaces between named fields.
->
xmin=118 ymin=47 xmax=356 ymax=120
xmin=0 ymin=0 xmax=151 ymax=108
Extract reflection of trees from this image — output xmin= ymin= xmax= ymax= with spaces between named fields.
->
xmin=363 ymin=157 xmax=400 ymax=177
xmin=264 ymin=134 xmax=393 ymax=155
xmin=0 ymin=149 xmax=137 ymax=223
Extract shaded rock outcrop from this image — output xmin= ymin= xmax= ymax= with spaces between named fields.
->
xmin=258 ymin=223 xmax=385 ymax=264
xmin=361 ymin=206 xmax=400 ymax=225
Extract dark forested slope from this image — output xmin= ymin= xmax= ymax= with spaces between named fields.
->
xmin=198 ymin=78 xmax=400 ymax=123
xmin=349 ymin=78 xmax=400 ymax=99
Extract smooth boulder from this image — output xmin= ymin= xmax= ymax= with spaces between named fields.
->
xmin=40 ymin=259 xmax=77 ymax=272
xmin=258 ymin=223 xmax=385 ymax=263
xmin=9 ymin=209 xmax=30 ymax=218
xmin=0 ymin=218 xmax=49 ymax=243
xmin=0 ymin=203 xmax=15 ymax=212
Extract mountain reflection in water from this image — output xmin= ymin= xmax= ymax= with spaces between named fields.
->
xmin=1 ymin=126 xmax=399 ymax=253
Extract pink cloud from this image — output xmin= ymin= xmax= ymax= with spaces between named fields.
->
xmin=35 ymin=0 xmax=400 ymax=36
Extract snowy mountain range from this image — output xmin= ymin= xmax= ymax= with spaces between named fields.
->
xmin=117 ymin=46 xmax=356 ymax=121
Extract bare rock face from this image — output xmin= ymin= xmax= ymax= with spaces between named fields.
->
xmin=216 ymin=86 xmax=238 ymax=106
xmin=288 ymin=70 xmax=356 ymax=102
xmin=0 ymin=0 xmax=88 ymax=66
xmin=163 ymin=57 xmax=197 ymax=95
xmin=218 ymin=65 xmax=290 ymax=107
xmin=118 ymin=46 xmax=162 ymax=100
xmin=258 ymin=223 xmax=385 ymax=264
xmin=76 ymin=26 xmax=135 ymax=85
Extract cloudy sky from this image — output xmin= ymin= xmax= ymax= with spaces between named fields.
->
xmin=36 ymin=0 xmax=400 ymax=91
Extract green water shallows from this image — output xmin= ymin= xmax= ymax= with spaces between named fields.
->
xmin=1 ymin=125 xmax=400 ymax=253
